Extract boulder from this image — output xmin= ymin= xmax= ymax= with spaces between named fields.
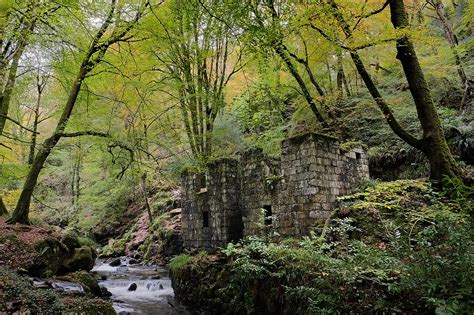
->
xmin=101 ymin=286 xmax=113 ymax=298
xmin=109 ymin=258 xmax=121 ymax=267
xmin=30 ymin=238 xmax=70 ymax=276
xmin=60 ymin=231 xmax=81 ymax=253
xmin=62 ymin=247 xmax=95 ymax=272
xmin=56 ymin=271 xmax=102 ymax=297
xmin=127 ymin=283 xmax=137 ymax=291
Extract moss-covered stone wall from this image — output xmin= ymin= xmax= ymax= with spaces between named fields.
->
xmin=181 ymin=132 xmax=369 ymax=248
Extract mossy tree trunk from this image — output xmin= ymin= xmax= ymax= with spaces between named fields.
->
xmin=389 ymin=0 xmax=462 ymax=182
xmin=324 ymin=0 xmax=462 ymax=185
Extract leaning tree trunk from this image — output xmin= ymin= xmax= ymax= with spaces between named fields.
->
xmin=7 ymin=136 xmax=58 ymax=224
xmin=326 ymin=0 xmax=461 ymax=184
xmin=274 ymin=44 xmax=330 ymax=130
xmin=390 ymin=0 xmax=461 ymax=183
xmin=7 ymin=0 xmax=147 ymax=224
xmin=0 ymin=197 xmax=8 ymax=217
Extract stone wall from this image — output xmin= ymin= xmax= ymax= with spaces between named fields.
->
xmin=240 ymin=149 xmax=280 ymax=237
xmin=181 ymin=132 xmax=369 ymax=249
xmin=274 ymin=133 xmax=369 ymax=237
xmin=181 ymin=159 xmax=243 ymax=249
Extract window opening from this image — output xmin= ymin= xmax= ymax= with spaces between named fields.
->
xmin=263 ymin=205 xmax=272 ymax=226
xmin=203 ymin=211 xmax=209 ymax=228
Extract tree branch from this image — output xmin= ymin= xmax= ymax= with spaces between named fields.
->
xmin=56 ymin=131 xmax=110 ymax=138
xmin=0 ymin=114 xmax=39 ymax=134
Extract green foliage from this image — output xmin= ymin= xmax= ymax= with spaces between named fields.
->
xmin=232 ymin=82 xmax=289 ymax=157
xmin=102 ymin=238 xmax=126 ymax=257
xmin=169 ymin=254 xmax=193 ymax=274
xmin=0 ymin=268 xmax=64 ymax=313
xmin=173 ymin=180 xmax=473 ymax=314
xmin=339 ymin=140 xmax=366 ymax=152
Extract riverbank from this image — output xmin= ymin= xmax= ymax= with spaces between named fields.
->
xmin=0 ymin=222 xmax=114 ymax=313
xmin=170 ymin=180 xmax=473 ymax=314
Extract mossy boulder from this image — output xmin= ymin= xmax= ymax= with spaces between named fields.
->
xmin=60 ymin=231 xmax=81 ymax=254
xmin=31 ymin=238 xmax=70 ymax=276
xmin=62 ymin=246 xmax=96 ymax=272
xmin=57 ymin=271 xmax=101 ymax=297
xmin=102 ymin=238 xmax=126 ymax=257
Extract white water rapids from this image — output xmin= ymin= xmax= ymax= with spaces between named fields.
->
xmin=92 ymin=257 xmax=190 ymax=315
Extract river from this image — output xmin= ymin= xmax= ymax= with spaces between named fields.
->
xmin=92 ymin=257 xmax=190 ymax=315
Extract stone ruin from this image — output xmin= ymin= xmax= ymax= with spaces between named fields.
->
xmin=181 ymin=132 xmax=369 ymax=249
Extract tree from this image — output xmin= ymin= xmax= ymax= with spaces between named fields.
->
xmin=27 ymin=69 xmax=48 ymax=165
xmin=7 ymin=0 xmax=150 ymax=224
xmin=315 ymin=0 xmax=461 ymax=184
xmin=389 ymin=0 xmax=461 ymax=182
xmin=150 ymin=0 xmax=242 ymax=161
xmin=244 ymin=0 xmax=331 ymax=130
xmin=0 ymin=0 xmax=57 ymax=136
xmin=426 ymin=0 xmax=471 ymax=108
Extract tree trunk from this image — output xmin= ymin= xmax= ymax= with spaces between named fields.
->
xmin=325 ymin=0 xmax=461 ymax=184
xmin=142 ymin=173 xmax=153 ymax=224
xmin=429 ymin=0 xmax=468 ymax=86
xmin=274 ymin=44 xmax=330 ymax=130
xmin=0 ymin=197 xmax=8 ymax=217
xmin=390 ymin=0 xmax=461 ymax=183
xmin=0 ymin=3 xmax=36 ymax=136
xmin=8 ymin=137 xmax=57 ymax=224
xmin=7 ymin=0 xmax=146 ymax=224
xmin=336 ymin=50 xmax=344 ymax=97
xmin=8 ymin=59 xmax=87 ymax=224
xmin=28 ymin=73 xmax=45 ymax=164
xmin=0 ymin=41 xmax=27 ymax=135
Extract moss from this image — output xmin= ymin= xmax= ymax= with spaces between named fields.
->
xmin=56 ymin=271 xmax=101 ymax=296
xmin=102 ymin=238 xmax=126 ymax=257
xmin=32 ymin=238 xmax=70 ymax=276
xmin=63 ymin=246 xmax=96 ymax=272
xmin=0 ymin=197 xmax=8 ymax=217
xmin=78 ymin=236 xmax=97 ymax=247
xmin=0 ymin=268 xmax=64 ymax=313
xmin=339 ymin=140 xmax=367 ymax=152
xmin=61 ymin=296 xmax=115 ymax=314
xmin=61 ymin=231 xmax=81 ymax=252
xmin=169 ymin=254 xmax=193 ymax=275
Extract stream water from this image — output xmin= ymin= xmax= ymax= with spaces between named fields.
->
xmin=92 ymin=257 xmax=190 ymax=315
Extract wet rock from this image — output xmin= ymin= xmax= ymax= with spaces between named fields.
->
xmin=101 ymin=286 xmax=113 ymax=298
xmin=101 ymin=275 xmax=107 ymax=280
xmin=50 ymin=280 xmax=85 ymax=294
xmin=148 ymin=282 xmax=164 ymax=291
xmin=127 ymin=283 xmax=137 ymax=291
xmin=56 ymin=271 xmax=102 ymax=296
xmin=109 ymin=258 xmax=121 ymax=267
xmin=62 ymin=246 xmax=96 ymax=272
xmin=31 ymin=278 xmax=51 ymax=289
xmin=128 ymin=258 xmax=138 ymax=265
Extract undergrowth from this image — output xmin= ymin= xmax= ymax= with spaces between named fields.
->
xmin=171 ymin=180 xmax=473 ymax=314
